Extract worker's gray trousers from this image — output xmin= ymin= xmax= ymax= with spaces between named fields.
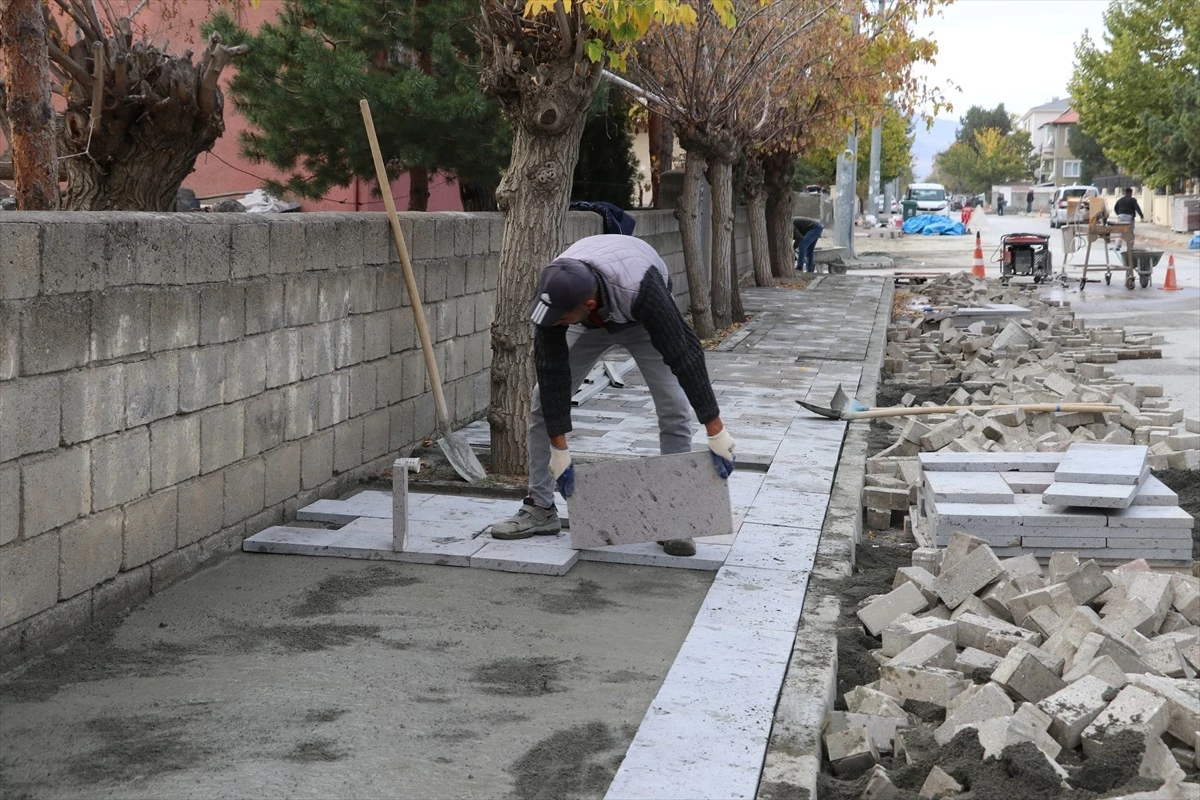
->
xmin=528 ymin=323 xmax=694 ymax=508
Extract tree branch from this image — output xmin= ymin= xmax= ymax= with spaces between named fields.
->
xmin=47 ymin=39 xmax=94 ymax=91
xmin=89 ymin=41 xmax=105 ymax=137
xmin=50 ymin=0 xmax=99 ymax=43
xmin=553 ymin=0 xmax=571 ymax=59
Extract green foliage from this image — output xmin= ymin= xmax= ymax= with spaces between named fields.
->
xmin=1068 ymin=124 xmax=1116 ymax=185
xmin=1145 ymin=79 xmax=1200 ymax=184
xmin=791 ymin=107 xmax=915 ymax=197
xmin=934 ymin=127 xmax=1030 ymax=195
xmin=204 ymin=0 xmax=510 ymax=207
xmin=1069 ymin=0 xmax=1200 ymax=186
xmin=955 ymin=104 xmax=1013 ymax=149
xmin=571 ymin=85 xmax=640 ymax=208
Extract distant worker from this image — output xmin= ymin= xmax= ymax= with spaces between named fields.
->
xmin=996 ymin=192 xmax=1006 ymax=217
xmin=486 ymin=235 xmax=735 ymax=558
xmin=792 ymin=216 xmax=824 ymax=273
xmin=1026 ymin=188 xmax=1034 ymax=214
xmin=1114 ymin=188 xmax=1144 ymax=224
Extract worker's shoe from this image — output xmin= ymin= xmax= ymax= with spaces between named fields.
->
xmin=489 ymin=499 xmax=561 ymax=539
xmin=658 ymin=538 xmax=696 ymax=557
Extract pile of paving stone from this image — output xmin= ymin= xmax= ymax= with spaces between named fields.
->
xmin=864 ymin=273 xmax=1199 ymax=533
xmin=824 ymin=533 xmax=1199 ymax=799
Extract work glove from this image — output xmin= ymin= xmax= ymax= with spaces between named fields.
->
xmin=550 ymin=446 xmax=575 ymax=498
xmin=707 ymin=429 xmax=736 ymax=479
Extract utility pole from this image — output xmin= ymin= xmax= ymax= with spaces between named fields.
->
xmin=866 ymin=0 xmax=885 ymax=221
xmin=834 ymin=132 xmax=857 ymax=257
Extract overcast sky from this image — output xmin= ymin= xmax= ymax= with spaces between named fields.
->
xmin=912 ymin=0 xmax=1111 ymax=120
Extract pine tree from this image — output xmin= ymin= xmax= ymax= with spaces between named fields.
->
xmin=205 ymin=0 xmax=510 ymax=210
xmin=571 ymin=85 xmax=639 ymax=208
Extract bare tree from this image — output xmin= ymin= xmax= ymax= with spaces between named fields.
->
xmin=1 ymin=0 xmax=60 ymax=209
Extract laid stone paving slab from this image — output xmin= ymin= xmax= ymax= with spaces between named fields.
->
xmin=469 ymin=540 xmax=578 ymax=576
xmin=1054 ymin=443 xmax=1149 ymax=485
xmin=577 ymin=541 xmax=729 ymax=570
xmin=725 ymin=522 xmax=820 ymax=572
xmin=693 ymin=565 xmax=811 ymax=634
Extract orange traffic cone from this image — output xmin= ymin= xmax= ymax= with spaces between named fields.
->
xmin=1160 ymin=254 xmax=1180 ymax=291
xmin=971 ymin=232 xmax=986 ymax=278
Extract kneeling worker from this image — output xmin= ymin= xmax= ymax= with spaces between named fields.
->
xmin=488 ymin=235 xmax=735 ymax=557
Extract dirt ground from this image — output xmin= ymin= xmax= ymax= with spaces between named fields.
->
xmin=0 ymin=555 xmax=712 ymax=800
xmin=816 ymin=544 xmax=1184 ymax=800
xmin=1154 ymin=468 xmax=1200 ymax=559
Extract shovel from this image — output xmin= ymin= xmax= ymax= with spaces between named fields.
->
xmin=360 ymin=99 xmax=486 ymax=483
xmin=798 ymin=384 xmax=1119 ymax=421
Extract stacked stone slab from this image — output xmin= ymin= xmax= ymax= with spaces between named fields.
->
xmin=863 ymin=272 xmax=1198 ymax=532
xmin=825 ymin=533 xmax=1200 ymax=793
xmin=911 ymin=445 xmax=1193 ymax=563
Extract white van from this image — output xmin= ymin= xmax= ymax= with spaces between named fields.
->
xmin=1049 ymin=184 xmax=1100 ymax=228
xmin=905 ymin=183 xmax=950 ymax=216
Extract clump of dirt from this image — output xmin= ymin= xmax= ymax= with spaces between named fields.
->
xmin=537 ymin=579 xmax=618 ymax=615
xmin=0 ymin=615 xmax=185 ymax=703
xmin=757 ymin=780 xmax=811 ymax=800
xmin=507 ymin=721 xmax=635 ymax=800
xmin=303 ymin=708 xmax=348 ymax=724
xmin=867 ymin=382 xmax=963 ymax=457
xmin=285 ymin=738 xmax=347 ymax=763
xmin=901 ymin=700 xmax=944 ymax=725
xmin=1070 ymin=730 xmax=1152 ymax=793
xmin=290 ymin=565 xmax=423 ymax=618
xmin=818 ymin=542 xmax=915 ymax=702
xmin=66 ymin=713 xmax=212 ymax=784
xmin=471 ymin=656 xmax=566 ymax=697
xmin=1153 ymin=468 xmax=1200 ymax=559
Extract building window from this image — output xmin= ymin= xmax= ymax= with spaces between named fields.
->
xmin=1063 ymin=160 xmax=1081 ymax=178
xmin=1044 ymin=128 xmax=1055 ymax=147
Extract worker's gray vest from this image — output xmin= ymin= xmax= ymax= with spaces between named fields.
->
xmin=557 ymin=235 xmax=670 ymax=325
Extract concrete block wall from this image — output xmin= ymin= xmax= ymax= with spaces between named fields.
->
xmin=0 ymin=206 xmax=752 ymax=662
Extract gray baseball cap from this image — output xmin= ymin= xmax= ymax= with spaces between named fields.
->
xmin=528 ymin=258 xmax=597 ymax=327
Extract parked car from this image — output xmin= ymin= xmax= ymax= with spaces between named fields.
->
xmin=1049 ymin=184 xmax=1100 ymax=228
xmin=804 ymin=184 xmax=823 ymax=194
xmin=904 ymin=182 xmax=950 ymax=216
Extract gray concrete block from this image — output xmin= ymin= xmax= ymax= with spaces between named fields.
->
xmin=333 ymin=418 xmax=364 ymax=473
xmin=20 ymin=447 xmax=90 ymax=538
xmin=124 ymin=355 xmax=178 ymax=428
xmin=244 ymin=280 xmax=284 ymax=335
xmin=230 ymin=220 xmax=271 ymax=279
xmin=179 ymin=347 xmax=228 ymax=415
xmin=362 ymin=409 xmax=390 ymax=461
xmin=264 ymin=328 xmax=302 ymax=389
xmin=348 ymin=363 xmax=377 ymax=418
xmin=21 ymin=294 xmax=90 ymax=374
xmin=390 ymin=306 xmax=416 ymax=353
xmin=199 ymin=404 xmax=244 ymax=474
xmin=223 ymin=458 xmax=265 ymax=526
xmin=375 ymin=355 xmax=402 ymax=407
xmin=347 ymin=267 xmax=375 ymax=313
xmin=362 ymin=312 xmax=391 ymax=362
xmin=263 ymin=441 xmax=302 ymax=506
xmin=335 ymin=317 xmax=366 ymax=371
xmin=61 ymin=365 xmax=124 ymax=444
xmin=100 ymin=219 xmax=137 ymax=287
xmin=58 ymin=507 xmax=123 ymax=599
xmin=935 ymin=544 xmax=1003 ymax=610
xmin=376 ymin=267 xmax=405 ymax=312
xmin=283 ymin=380 xmax=319 ymax=440
xmin=991 ymin=648 xmax=1066 ymax=703
xmin=317 ymin=274 xmax=351 ymax=322
xmin=0 ymin=463 xmax=18 ymax=545
xmin=0 ymin=533 xmax=60 ymax=626
xmin=122 ymin=487 xmax=177 ymax=569
xmin=91 ymin=429 xmax=150 ymax=511
xmin=0 ymin=222 xmax=41 ymax=299
xmin=244 ymin=391 xmax=285 ymax=457
xmin=443 ymin=259 xmax=467 ymax=298
xmin=135 ymin=216 xmax=185 ymax=284
xmin=301 ymin=323 xmax=335 ymax=379
xmin=362 ymin=215 xmax=393 ymax=266
xmin=859 ymin=583 xmax=930 ymax=637
xmin=1081 ymin=685 xmax=1168 ymax=757
xmin=0 ymin=301 xmax=19 ymax=380
xmin=150 ymin=288 xmax=200 ymax=352
xmin=149 ymin=415 xmax=200 ymax=490
xmin=40 ymin=221 xmax=105 ymax=294
xmin=199 ymin=284 xmax=245 ymax=345
xmin=304 ymin=219 xmax=338 ymax=272
xmin=269 ymin=219 xmax=305 ymax=274
xmin=389 ymin=399 xmax=416 ymax=451
xmin=184 ymin=218 xmax=232 ymax=283
xmin=401 ymin=350 xmax=425 ymax=399
xmin=90 ymin=289 xmax=150 ymax=361
xmin=0 ymin=375 xmax=60 ymax=461
xmin=335 ymin=218 xmax=367 ymax=269
xmin=92 ymin=565 xmax=152 ymax=619
xmin=317 ymin=373 xmax=350 ymax=430
xmin=284 ymin=275 xmax=320 ymax=326
xmin=177 ymin=472 xmax=224 ymax=546
xmin=423 ymin=261 xmax=446 ymax=303
xmin=150 ymin=541 xmax=204 ymax=593
xmin=301 ymin=430 xmax=334 ymax=489
xmin=412 ymin=394 xmax=436 ymax=446
xmin=223 ymin=337 xmax=267 ymax=402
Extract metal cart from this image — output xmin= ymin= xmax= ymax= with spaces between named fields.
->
xmin=1056 ymin=197 xmax=1147 ymax=290
xmin=997 ymin=233 xmax=1052 ymax=285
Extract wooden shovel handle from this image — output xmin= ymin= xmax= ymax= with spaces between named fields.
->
xmin=844 ymin=403 xmax=1120 ymax=420
xmin=359 ymin=99 xmax=450 ymax=429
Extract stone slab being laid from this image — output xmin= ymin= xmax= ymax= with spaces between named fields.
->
xmin=1054 ymin=443 xmax=1149 ymax=485
xmin=569 ymin=451 xmax=732 ymax=549
xmin=924 ymin=472 xmax=1014 ymax=504
xmin=1041 ymin=480 xmax=1140 ymax=509
xmin=577 ymin=541 xmax=728 ymax=571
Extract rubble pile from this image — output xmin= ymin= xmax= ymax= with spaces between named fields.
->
xmin=825 ymin=533 xmax=1200 ymax=799
xmin=865 ymin=274 xmax=1199 ymax=534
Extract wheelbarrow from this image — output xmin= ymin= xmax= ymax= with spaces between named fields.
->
xmin=1120 ymin=249 xmax=1162 ymax=289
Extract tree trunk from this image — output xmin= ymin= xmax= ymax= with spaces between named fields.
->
xmin=648 ymin=111 xmax=673 ymax=208
xmin=675 ymin=148 xmax=715 ymax=339
xmin=488 ymin=105 xmax=591 ymax=475
xmin=1 ymin=0 xmax=59 ymax=210
xmin=459 ymin=177 xmax=498 ymax=211
xmin=708 ymin=156 xmax=734 ymax=330
xmin=764 ymin=150 xmax=797 ymax=279
xmin=408 ymin=166 xmax=430 ymax=211
xmin=742 ymin=159 xmax=773 ymax=287
xmin=729 ymin=218 xmax=745 ymax=324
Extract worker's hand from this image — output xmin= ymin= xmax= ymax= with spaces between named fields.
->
xmin=707 ymin=429 xmax=736 ymax=479
xmin=550 ymin=446 xmax=575 ymax=498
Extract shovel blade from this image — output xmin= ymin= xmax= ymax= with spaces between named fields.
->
xmin=796 ymin=399 xmax=843 ymax=419
xmin=437 ymin=432 xmax=487 ymax=483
